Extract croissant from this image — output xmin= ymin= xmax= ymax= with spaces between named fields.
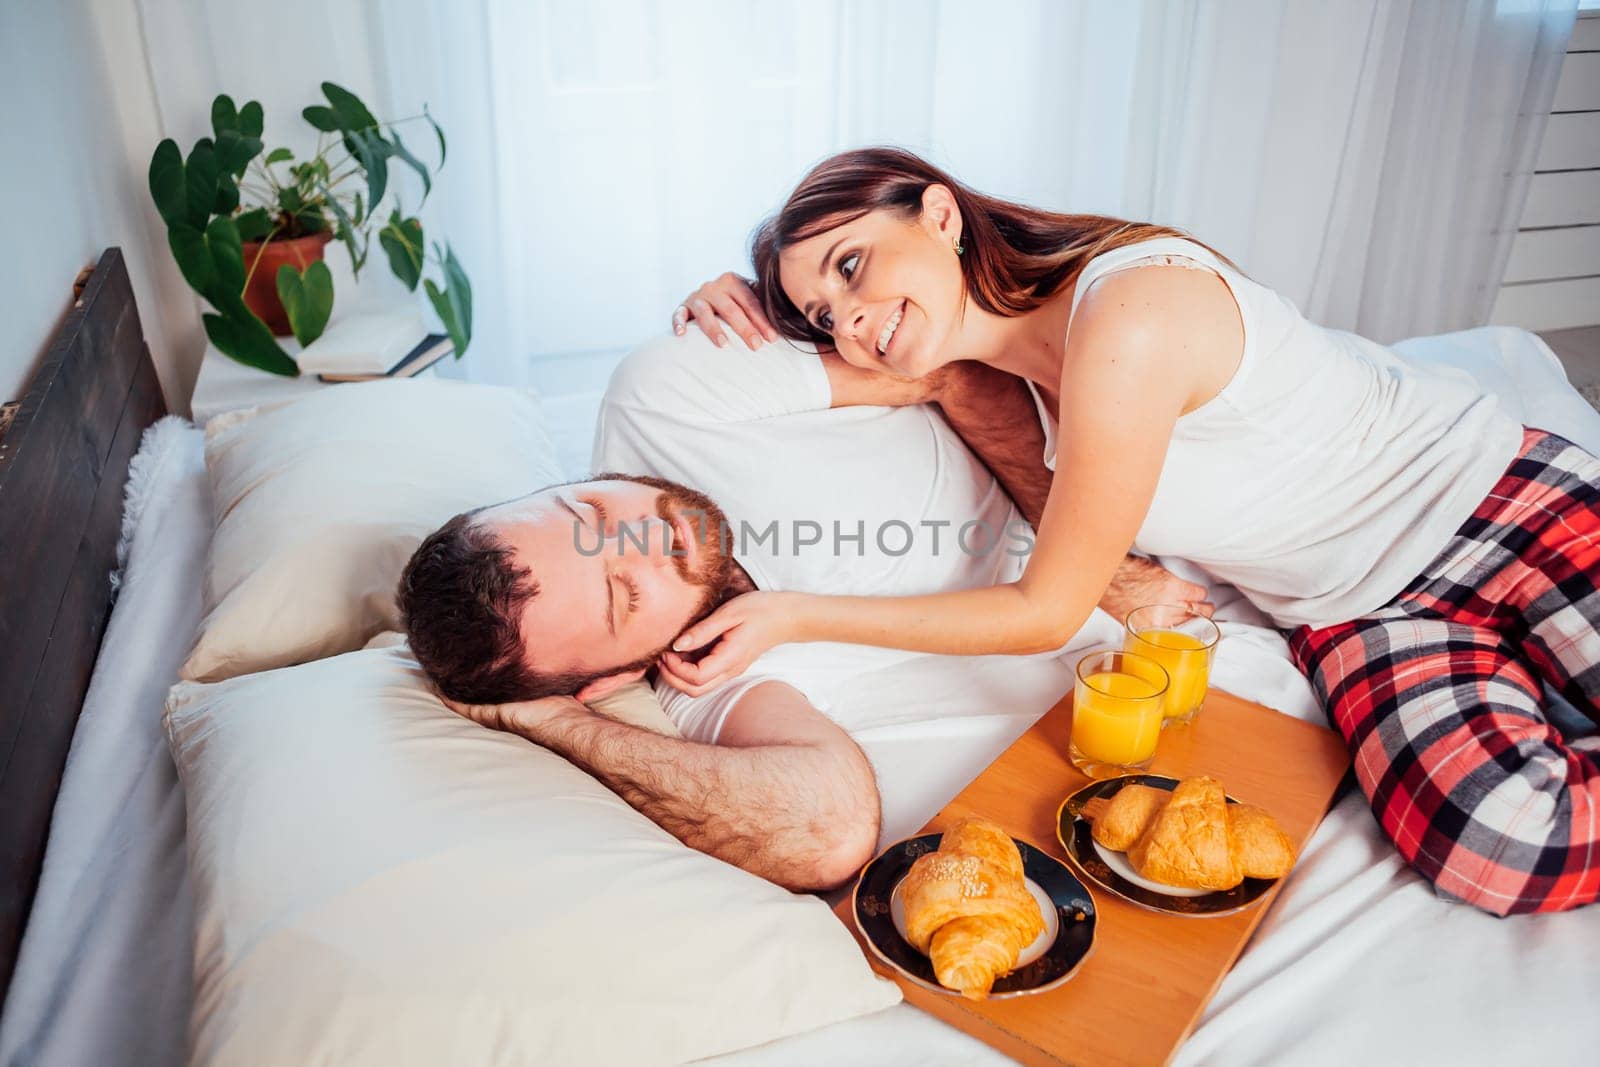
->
xmin=900 ymin=817 xmax=1045 ymax=999
xmin=1228 ymin=803 xmax=1297 ymax=879
xmin=1085 ymin=777 xmax=1297 ymax=891
xmin=1088 ymin=784 xmax=1169 ymax=851
xmin=1127 ymin=777 xmax=1241 ymax=891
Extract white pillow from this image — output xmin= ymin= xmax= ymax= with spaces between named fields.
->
xmin=181 ymin=378 xmax=563 ymax=682
xmin=363 ymin=630 xmax=680 ymax=735
xmin=165 ymin=647 xmax=899 ymax=1065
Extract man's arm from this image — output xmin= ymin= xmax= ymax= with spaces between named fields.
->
xmin=447 ymin=681 xmax=879 ymax=891
xmin=931 ymin=360 xmax=1052 ymax=527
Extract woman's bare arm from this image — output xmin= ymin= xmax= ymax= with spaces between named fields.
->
xmin=779 ymin=314 xmax=1180 ymax=657
xmin=791 ymin=268 xmax=1229 ymax=652
xmin=829 ymin=356 xmax=1211 ymax=621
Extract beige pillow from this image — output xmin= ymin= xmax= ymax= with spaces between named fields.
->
xmin=182 ymin=378 xmax=563 ymax=682
xmin=365 ymin=632 xmax=679 ymax=737
xmin=165 ymin=647 xmax=898 ymax=1065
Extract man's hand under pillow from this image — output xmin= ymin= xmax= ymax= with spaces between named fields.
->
xmin=440 ymin=681 xmax=879 ymax=891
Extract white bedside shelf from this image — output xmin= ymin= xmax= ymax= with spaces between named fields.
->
xmin=189 ymin=341 xmax=438 ymax=426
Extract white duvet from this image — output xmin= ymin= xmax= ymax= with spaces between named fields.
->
xmin=3 ymin=327 xmax=1597 ymax=1067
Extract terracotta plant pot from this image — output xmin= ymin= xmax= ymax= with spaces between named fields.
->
xmin=240 ymin=231 xmax=334 ymax=337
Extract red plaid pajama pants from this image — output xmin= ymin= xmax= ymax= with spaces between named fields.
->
xmin=1290 ymin=428 xmax=1600 ymax=916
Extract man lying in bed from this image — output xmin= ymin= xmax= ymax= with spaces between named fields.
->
xmin=398 ymin=328 xmax=1200 ymax=891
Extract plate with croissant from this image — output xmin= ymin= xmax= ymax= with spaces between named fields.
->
xmin=851 ymin=816 xmax=1097 ymax=1000
xmin=1056 ymin=775 xmax=1297 ymax=916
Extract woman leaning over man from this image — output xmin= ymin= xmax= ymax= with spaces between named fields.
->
xmin=666 ymin=147 xmax=1600 ymax=917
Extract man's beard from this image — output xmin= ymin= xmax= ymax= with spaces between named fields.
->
xmin=592 ymin=472 xmax=735 ymax=627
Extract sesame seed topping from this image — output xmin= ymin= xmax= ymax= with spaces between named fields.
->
xmin=919 ymin=854 xmax=990 ymax=897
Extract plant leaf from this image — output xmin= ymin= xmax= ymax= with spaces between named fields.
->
xmin=442 ymin=243 xmax=472 ymax=343
xmin=294 ymin=210 xmax=328 ymax=234
xmin=279 ymin=186 xmax=303 ymax=214
xmin=213 ymin=129 xmax=262 ymax=176
xmin=325 ymin=194 xmax=366 ymax=276
xmin=378 ymin=211 xmax=424 ymax=291
xmin=321 ymin=81 xmax=379 ymax=131
xmin=203 ymin=311 xmax=299 ymax=376
xmin=167 ymin=223 xmax=215 ymax=293
xmin=184 ymin=141 xmax=217 ymax=228
xmin=424 ymin=106 xmax=446 ymax=167
xmin=211 ymin=94 xmax=237 ymax=135
xmin=204 ymin=216 xmax=247 ymax=299
xmin=148 ymin=139 xmax=187 ymax=226
xmin=387 ymin=130 xmax=431 ymax=201
xmin=235 ymin=207 xmax=273 ymax=242
xmin=276 ymin=260 xmax=334 ymax=346
xmin=169 ymin=216 xmax=249 ymax=308
xmin=264 ymin=146 xmax=293 ymax=166
xmin=212 ymin=175 xmax=239 ymax=214
xmin=424 ymin=280 xmax=460 ymax=357
xmin=302 ymin=104 xmax=339 ymax=131
xmin=238 ymin=100 xmax=263 ymax=138
xmin=424 ymin=242 xmax=473 ymax=356
xmin=347 ymin=128 xmax=389 ymax=211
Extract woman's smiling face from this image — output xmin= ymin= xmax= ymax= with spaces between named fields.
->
xmin=777 ymin=186 xmax=966 ymax=380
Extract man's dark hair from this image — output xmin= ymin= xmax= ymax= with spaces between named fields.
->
xmin=398 ymin=511 xmax=623 ymax=703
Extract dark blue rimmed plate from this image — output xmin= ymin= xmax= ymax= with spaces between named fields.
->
xmin=851 ymin=831 xmax=1097 ymax=999
xmin=1056 ymin=774 xmax=1275 ymax=917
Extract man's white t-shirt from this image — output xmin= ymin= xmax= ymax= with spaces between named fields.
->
xmin=591 ymin=329 xmax=1072 ymax=743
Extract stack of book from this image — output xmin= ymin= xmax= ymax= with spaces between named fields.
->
xmin=295 ymin=309 xmax=454 ymax=382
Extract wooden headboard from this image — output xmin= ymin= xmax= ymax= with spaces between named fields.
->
xmin=0 ymin=248 xmax=168 ymax=1001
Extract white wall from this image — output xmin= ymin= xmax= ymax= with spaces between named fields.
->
xmin=1492 ymin=12 xmax=1600 ymax=332
xmin=0 ymin=0 xmax=202 ymax=412
xmin=2 ymin=1 xmax=1576 ymax=413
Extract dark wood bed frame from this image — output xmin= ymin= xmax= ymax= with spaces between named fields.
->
xmin=0 ymin=249 xmax=168 ymax=1003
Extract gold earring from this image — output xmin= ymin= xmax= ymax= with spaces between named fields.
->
xmin=954 ymin=237 xmax=964 ymax=256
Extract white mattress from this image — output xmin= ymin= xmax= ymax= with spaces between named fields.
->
xmin=6 ymin=327 xmax=1599 ymax=1066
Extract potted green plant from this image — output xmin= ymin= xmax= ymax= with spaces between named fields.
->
xmin=148 ymin=82 xmax=471 ymax=376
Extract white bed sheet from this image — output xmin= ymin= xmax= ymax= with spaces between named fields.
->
xmin=7 ymin=327 xmax=1599 ymax=1067
xmin=0 ymin=415 xmax=203 ymax=1067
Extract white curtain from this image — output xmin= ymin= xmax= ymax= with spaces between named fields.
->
xmin=132 ymin=0 xmax=1576 ymax=392
xmin=1133 ymin=0 xmax=1578 ymax=343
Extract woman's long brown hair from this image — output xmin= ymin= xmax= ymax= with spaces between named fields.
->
xmin=751 ymin=146 xmax=1231 ymax=348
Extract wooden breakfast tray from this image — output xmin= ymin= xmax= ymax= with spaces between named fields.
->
xmin=832 ymin=687 xmax=1350 ymax=1067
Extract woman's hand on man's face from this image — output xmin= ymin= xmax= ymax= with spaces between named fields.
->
xmin=658 ymin=590 xmax=796 ymax=697
xmin=673 ymin=272 xmax=780 ymax=350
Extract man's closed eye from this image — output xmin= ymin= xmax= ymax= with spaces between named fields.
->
xmin=585 ymin=496 xmax=611 ymax=535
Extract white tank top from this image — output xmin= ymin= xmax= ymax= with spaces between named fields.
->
xmin=1025 ymin=236 xmax=1523 ymax=629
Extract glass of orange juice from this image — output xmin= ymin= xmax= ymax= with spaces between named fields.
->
xmin=1123 ymin=604 xmax=1220 ymax=726
xmin=1068 ymin=651 xmax=1169 ymax=779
